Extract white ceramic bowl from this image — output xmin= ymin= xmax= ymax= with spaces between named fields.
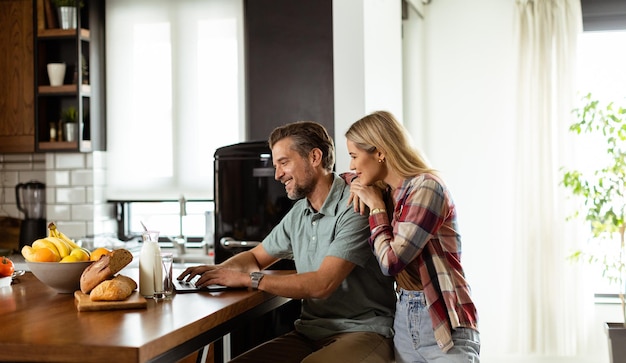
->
xmin=26 ymin=261 xmax=93 ymax=293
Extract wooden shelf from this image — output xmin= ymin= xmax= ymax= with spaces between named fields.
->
xmin=38 ymin=140 xmax=92 ymax=151
xmin=38 ymin=28 xmax=90 ymax=40
xmin=38 ymin=84 xmax=91 ymax=95
xmin=38 ymin=141 xmax=78 ymax=150
xmin=34 ymin=1 xmax=105 ymax=153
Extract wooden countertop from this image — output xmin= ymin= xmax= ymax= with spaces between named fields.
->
xmin=0 ymin=268 xmax=293 ymax=363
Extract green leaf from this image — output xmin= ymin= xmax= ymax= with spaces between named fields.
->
xmin=560 ymin=93 xmax=626 ymax=300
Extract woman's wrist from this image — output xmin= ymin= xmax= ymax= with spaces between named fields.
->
xmin=369 ymin=207 xmax=386 ymax=216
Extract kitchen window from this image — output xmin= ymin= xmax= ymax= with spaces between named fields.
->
xmin=105 ymin=0 xmax=244 ymax=202
xmin=117 ymin=199 xmax=214 ymax=242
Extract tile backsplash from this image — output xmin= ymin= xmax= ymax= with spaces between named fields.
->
xmin=0 ymin=152 xmax=116 ymax=240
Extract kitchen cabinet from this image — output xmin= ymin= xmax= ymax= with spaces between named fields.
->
xmin=34 ymin=0 xmax=105 ymax=152
xmin=0 ymin=0 xmax=35 ymax=153
xmin=244 ymin=0 xmax=334 ymax=141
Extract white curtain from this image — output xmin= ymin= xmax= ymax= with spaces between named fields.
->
xmin=105 ymin=0 xmax=244 ymax=201
xmin=513 ymin=0 xmax=592 ymax=356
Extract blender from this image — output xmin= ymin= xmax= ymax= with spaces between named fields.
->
xmin=15 ymin=180 xmax=47 ymax=248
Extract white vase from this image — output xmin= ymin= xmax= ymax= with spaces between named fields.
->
xmin=64 ymin=122 xmax=77 ymax=142
xmin=47 ymin=63 xmax=66 ymax=86
xmin=57 ymin=6 xmax=77 ymax=30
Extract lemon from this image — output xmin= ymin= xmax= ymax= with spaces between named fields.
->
xmin=69 ymin=248 xmax=90 ymax=262
xmin=60 ymin=255 xmax=79 ymax=263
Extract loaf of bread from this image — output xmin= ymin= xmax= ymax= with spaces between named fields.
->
xmin=80 ymin=248 xmax=133 ymax=294
xmin=89 ymin=275 xmax=137 ymax=301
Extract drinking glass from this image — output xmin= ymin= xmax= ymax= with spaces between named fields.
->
xmin=153 ymin=252 xmax=174 ymax=300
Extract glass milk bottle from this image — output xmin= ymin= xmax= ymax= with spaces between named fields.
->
xmin=139 ymin=230 xmax=162 ymax=298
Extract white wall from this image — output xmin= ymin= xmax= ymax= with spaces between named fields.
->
xmin=333 ymin=0 xmax=520 ymax=356
xmin=402 ymin=2 xmax=427 ymax=151
xmin=421 ymin=0 xmax=517 ymax=356
xmin=333 ymin=0 xmax=403 ymax=173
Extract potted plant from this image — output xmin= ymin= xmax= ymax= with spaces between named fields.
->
xmin=61 ymin=106 xmax=78 ymax=142
xmin=559 ymin=93 xmax=626 ymax=363
xmin=51 ymin=0 xmax=84 ymax=30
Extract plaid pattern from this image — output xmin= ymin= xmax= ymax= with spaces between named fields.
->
xmin=368 ymin=173 xmax=479 ymax=352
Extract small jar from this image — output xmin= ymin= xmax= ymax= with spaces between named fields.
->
xmin=49 ymin=122 xmax=57 ymax=141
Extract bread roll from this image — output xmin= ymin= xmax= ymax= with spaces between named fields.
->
xmin=90 ymin=275 xmax=137 ymax=301
xmin=80 ymin=248 xmax=133 ymax=294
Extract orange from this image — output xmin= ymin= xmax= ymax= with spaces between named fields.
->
xmin=90 ymin=247 xmax=111 ymax=261
xmin=33 ymin=247 xmax=61 ymax=262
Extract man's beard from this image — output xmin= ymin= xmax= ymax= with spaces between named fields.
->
xmin=287 ymin=166 xmax=315 ymax=200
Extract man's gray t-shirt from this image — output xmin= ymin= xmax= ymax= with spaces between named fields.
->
xmin=262 ymin=173 xmax=396 ymax=340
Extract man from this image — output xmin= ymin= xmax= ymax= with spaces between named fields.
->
xmin=179 ymin=121 xmax=396 ymax=362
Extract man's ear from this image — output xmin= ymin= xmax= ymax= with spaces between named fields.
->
xmin=309 ymin=148 xmax=323 ymax=167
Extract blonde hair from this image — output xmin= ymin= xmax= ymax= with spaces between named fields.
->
xmin=345 ymin=111 xmax=436 ymax=179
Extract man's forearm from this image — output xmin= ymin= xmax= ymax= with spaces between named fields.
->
xmin=220 ymin=250 xmax=263 ymax=272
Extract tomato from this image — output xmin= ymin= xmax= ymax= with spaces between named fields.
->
xmin=0 ymin=256 xmax=14 ymax=277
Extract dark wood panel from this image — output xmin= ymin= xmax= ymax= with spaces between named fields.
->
xmin=0 ymin=135 xmax=35 ymax=153
xmin=245 ymin=0 xmax=334 ymax=141
xmin=0 ymin=0 xmax=35 ymax=153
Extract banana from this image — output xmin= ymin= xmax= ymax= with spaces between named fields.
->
xmin=60 ymin=232 xmax=80 ymax=250
xmin=47 ymin=222 xmax=63 ymax=240
xmin=47 ymin=222 xmax=81 ymax=250
xmin=48 ymin=237 xmax=71 ymax=258
xmin=21 ymin=245 xmax=36 ymax=262
xmin=32 ymin=238 xmax=60 ymax=257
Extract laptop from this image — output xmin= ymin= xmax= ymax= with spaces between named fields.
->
xmin=173 ymin=275 xmax=231 ymax=293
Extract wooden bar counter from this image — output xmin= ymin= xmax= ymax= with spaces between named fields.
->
xmin=0 ymin=269 xmax=292 ymax=363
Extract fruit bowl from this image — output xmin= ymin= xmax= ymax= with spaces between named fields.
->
xmin=26 ymin=261 xmax=93 ymax=293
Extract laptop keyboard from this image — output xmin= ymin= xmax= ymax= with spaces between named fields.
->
xmin=175 ymin=275 xmax=201 ymax=288
xmin=174 ymin=275 xmax=231 ymax=292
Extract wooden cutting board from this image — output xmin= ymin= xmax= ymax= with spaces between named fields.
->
xmin=74 ymin=291 xmax=148 ymax=312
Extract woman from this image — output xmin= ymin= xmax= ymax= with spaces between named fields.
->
xmin=344 ymin=110 xmax=480 ymax=363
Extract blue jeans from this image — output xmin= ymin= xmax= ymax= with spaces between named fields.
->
xmin=394 ymin=289 xmax=480 ymax=363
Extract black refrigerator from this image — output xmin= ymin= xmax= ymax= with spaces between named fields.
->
xmin=213 ymin=141 xmax=300 ymax=360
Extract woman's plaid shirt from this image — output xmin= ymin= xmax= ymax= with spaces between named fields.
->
xmin=368 ymin=173 xmax=479 ymax=352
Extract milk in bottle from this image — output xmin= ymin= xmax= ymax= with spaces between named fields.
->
xmin=139 ymin=230 xmax=162 ymax=298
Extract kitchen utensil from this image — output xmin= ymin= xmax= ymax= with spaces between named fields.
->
xmin=15 ymin=181 xmax=47 ymax=248
xmin=12 ymin=270 xmax=25 ymax=280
